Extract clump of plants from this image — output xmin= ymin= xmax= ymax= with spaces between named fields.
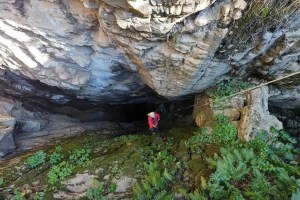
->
xmin=133 ymin=147 xmax=181 ymax=199
xmin=47 ymin=147 xmax=92 ymax=184
xmin=191 ymin=128 xmax=300 ymax=199
xmin=185 ymin=114 xmax=237 ymax=154
xmin=227 ymin=0 xmax=300 ymax=50
xmin=179 ymin=176 xmax=208 ymax=200
xmin=86 ymin=179 xmax=117 ymax=200
xmin=49 ymin=146 xmax=64 ymax=165
xmin=47 ymin=161 xmax=74 ymax=185
xmin=208 ymin=79 xmax=253 ymax=100
xmin=113 ymin=135 xmax=139 ymax=142
xmin=26 ymin=150 xmax=47 ymax=168
xmin=68 ymin=148 xmax=92 ymax=166
xmin=32 ymin=191 xmax=45 ymax=200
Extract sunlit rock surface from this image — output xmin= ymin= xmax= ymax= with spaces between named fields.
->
xmin=193 ymin=86 xmax=282 ymax=141
xmin=0 ymin=0 xmax=299 ymax=107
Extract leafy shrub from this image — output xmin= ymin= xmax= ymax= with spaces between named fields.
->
xmin=11 ymin=190 xmax=25 ymax=200
xmin=213 ymin=114 xmax=237 ymax=145
xmin=86 ymin=180 xmax=116 ymax=200
xmin=133 ymin=147 xmax=179 ymax=200
xmin=33 ymin=191 xmax=46 ymax=200
xmin=208 ymin=79 xmax=253 ymax=100
xmin=204 ymin=127 xmax=300 ymax=199
xmin=68 ymin=148 xmax=92 ymax=166
xmin=47 ymin=161 xmax=73 ymax=184
xmin=26 ymin=150 xmax=47 ymax=168
xmin=179 ymin=188 xmax=207 ymax=200
xmin=86 ymin=179 xmax=106 ymax=200
xmin=185 ymin=115 xmax=237 ymax=153
xmin=49 ymin=146 xmax=64 ymax=165
xmin=133 ymin=168 xmax=174 ymax=200
xmin=109 ymin=183 xmax=117 ymax=193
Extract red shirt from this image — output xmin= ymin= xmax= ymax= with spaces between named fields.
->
xmin=148 ymin=113 xmax=160 ymax=128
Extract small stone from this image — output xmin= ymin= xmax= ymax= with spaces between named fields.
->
xmin=103 ymin=175 xmax=110 ymax=180
xmin=233 ymin=9 xmax=242 ymax=20
xmin=233 ymin=0 xmax=247 ymax=10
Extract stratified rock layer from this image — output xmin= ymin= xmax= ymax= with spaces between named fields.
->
xmin=0 ymin=0 xmax=299 ymax=108
xmin=193 ymin=86 xmax=282 ymax=141
xmin=0 ymin=98 xmax=16 ymax=156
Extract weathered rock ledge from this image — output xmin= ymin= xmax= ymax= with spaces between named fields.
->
xmin=0 ymin=0 xmax=299 ymax=108
xmin=193 ymin=86 xmax=282 ymax=141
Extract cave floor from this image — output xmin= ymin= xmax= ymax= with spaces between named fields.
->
xmin=0 ymin=125 xmax=218 ymax=199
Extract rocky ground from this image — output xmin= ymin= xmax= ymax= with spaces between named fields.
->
xmin=0 ymin=126 xmax=205 ymax=199
xmin=0 ymin=120 xmax=299 ymax=199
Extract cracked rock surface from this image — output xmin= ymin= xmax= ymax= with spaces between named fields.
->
xmin=0 ymin=0 xmax=299 ymax=108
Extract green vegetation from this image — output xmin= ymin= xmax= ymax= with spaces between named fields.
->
xmin=185 ymin=114 xmax=237 ymax=153
xmin=133 ymin=161 xmax=176 ymax=199
xmin=49 ymin=146 xmax=64 ymax=165
xmin=113 ymin=134 xmax=139 ymax=142
xmin=203 ymin=128 xmax=300 ymax=199
xmin=0 ymin=178 xmax=4 ymax=186
xmin=47 ymin=147 xmax=92 ymax=185
xmin=32 ymin=191 xmax=45 ymax=200
xmin=0 ymin=120 xmax=299 ymax=199
xmin=226 ymin=0 xmax=300 ymax=50
xmin=26 ymin=150 xmax=46 ymax=168
xmin=11 ymin=190 xmax=24 ymax=200
xmin=47 ymin=161 xmax=74 ymax=184
xmin=86 ymin=179 xmax=106 ymax=200
xmin=68 ymin=148 xmax=92 ymax=166
xmin=208 ymin=79 xmax=253 ymax=100
xmin=207 ymin=79 xmax=254 ymax=109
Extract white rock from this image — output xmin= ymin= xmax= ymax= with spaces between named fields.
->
xmin=233 ymin=9 xmax=242 ymax=20
xmin=233 ymin=0 xmax=247 ymax=10
xmin=127 ymin=0 xmax=152 ymax=17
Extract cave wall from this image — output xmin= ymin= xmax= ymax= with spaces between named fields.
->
xmin=0 ymin=0 xmax=299 ymax=108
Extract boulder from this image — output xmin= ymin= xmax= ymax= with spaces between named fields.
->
xmin=238 ymin=87 xmax=283 ymax=141
xmin=0 ymin=101 xmax=16 ymax=157
xmin=193 ymin=86 xmax=283 ymax=141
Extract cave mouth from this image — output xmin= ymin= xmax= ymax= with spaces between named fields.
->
xmin=119 ymin=103 xmax=157 ymax=122
xmin=1 ymin=70 xmax=195 ymax=124
xmin=21 ymin=95 xmax=196 ymax=124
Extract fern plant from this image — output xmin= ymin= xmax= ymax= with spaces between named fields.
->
xmin=179 ymin=188 xmax=208 ymax=200
xmin=133 ymin=147 xmax=179 ymax=200
xmin=244 ymin=170 xmax=278 ymax=199
xmin=205 ymin=127 xmax=300 ymax=200
xmin=133 ymin=168 xmax=175 ymax=200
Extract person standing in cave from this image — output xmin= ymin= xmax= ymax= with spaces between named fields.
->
xmin=148 ymin=111 xmax=160 ymax=135
xmin=147 ymin=111 xmax=167 ymax=142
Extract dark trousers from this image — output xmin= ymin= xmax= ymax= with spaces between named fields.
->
xmin=150 ymin=127 xmax=159 ymax=134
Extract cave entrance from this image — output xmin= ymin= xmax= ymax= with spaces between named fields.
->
xmin=21 ymin=95 xmax=195 ymax=126
xmin=120 ymin=103 xmax=156 ymax=122
xmin=68 ymin=98 xmax=195 ymax=126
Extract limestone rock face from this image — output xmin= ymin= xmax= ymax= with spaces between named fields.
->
xmin=193 ymin=86 xmax=282 ymax=141
xmin=0 ymin=0 xmax=146 ymax=103
xmin=0 ymin=0 xmax=299 ymax=108
xmin=0 ymin=97 xmax=138 ymax=157
xmin=0 ymin=98 xmax=16 ymax=156
xmin=237 ymin=87 xmax=282 ymax=141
